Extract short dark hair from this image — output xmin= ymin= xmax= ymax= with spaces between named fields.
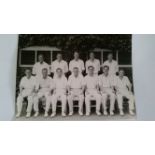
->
xmin=38 ymin=54 xmax=44 ymax=58
xmin=57 ymin=53 xmax=62 ymax=56
xmin=119 ymin=68 xmax=125 ymax=72
xmin=42 ymin=68 xmax=48 ymax=72
xmin=102 ymin=65 xmax=109 ymax=70
xmin=88 ymin=66 xmax=94 ymax=70
xmin=74 ymin=51 xmax=79 ymax=54
xmin=56 ymin=68 xmax=62 ymax=72
xmin=108 ymin=53 xmax=113 ymax=56
xmin=25 ymin=68 xmax=31 ymax=72
xmin=73 ymin=67 xmax=79 ymax=70
xmin=89 ymin=52 xmax=94 ymax=55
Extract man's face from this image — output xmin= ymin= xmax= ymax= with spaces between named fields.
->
xmin=73 ymin=68 xmax=79 ymax=77
xmin=88 ymin=67 xmax=94 ymax=75
xmin=74 ymin=52 xmax=79 ymax=60
xmin=38 ymin=55 xmax=44 ymax=63
xmin=103 ymin=67 xmax=109 ymax=75
xmin=25 ymin=69 xmax=31 ymax=78
xmin=108 ymin=54 xmax=113 ymax=61
xmin=90 ymin=53 xmax=95 ymax=59
xmin=57 ymin=54 xmax=62 ymax=61
xmin=42 ymin=69 xmax=48 ymax=78
xmin=57 ymin=69 xmax=62 ymax=77
xmin=119 ymin=70 xmax=124 ymax=77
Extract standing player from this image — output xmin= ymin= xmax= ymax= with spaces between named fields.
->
xmin=69 ymin=51 xmax=85 ymax=75
xmin=51 ymin=53 xmax=68 ymax=76
xmin=16 ymin=69 xmax=36 ymax=118
xmin=84 ymin=66 xmax=101 ymax=116
xmin=103 ymin=53 xmax=118 ymax=76
xmin=115 ymin=69 xmax=135 ymax=116
xmin=99 ymin=66 xmax=116 ymax=116
xmin=67 ymin=67 xmax=85 ymax=116
xmin=49 ymin=68 xmax=68 ymax=117
xmin=33 ymin=68 xmax=53 ymax=117
xmin=33 ymin=54 xmax=50 ymax=78
xmin=85 ymin=52 xmax=100 ymax=76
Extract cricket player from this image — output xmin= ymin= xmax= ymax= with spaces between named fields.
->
xmin=51 ymin=53 xmax=68 ymax=76
xmin=85 ymin=52 xmax=100 ymax=75
xmin=33 ymin=54 xmax=50 ymax=78
xmin=99 ymin=66 xmax=116 ymax=116
xmin=49 ymin=68 xmax=68 ymax=117
xmin=103 ymin=53 xmax=118 ymax=76
xmin=69 ymin=51 xmax=85 ymax=74
xmin=114 ymin=69 xmax=135 ymax=116
xmin=16 ymin=69 xmax=36 ymax=118
xmin=84 ymin=66 xmax=101 ymax=116
xmin=33 ymin=68 xmax=53 ymax=117
xmin=67 ymin=67 xmax=85 ymax=116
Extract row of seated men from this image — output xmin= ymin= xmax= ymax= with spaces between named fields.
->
xmin=16 ymin=64 xmax=135 ymax=118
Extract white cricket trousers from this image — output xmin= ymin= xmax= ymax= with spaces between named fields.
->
xmin=49 ymin=93 xmax=67 ymax=113
xmin=117 ymin=90 xmax=135 ymax=111
xmin=85 ymin=91 xmax=101 ymax=113
xmin=16 ymin=89 xmax=33 ymax=114
xmin=101 ymin=88 xmax=116 ymax=112
xmin=33 ymin=91 xmax=51 ymax=113
xmin=67 ymin=93 xmax=84 ymax=113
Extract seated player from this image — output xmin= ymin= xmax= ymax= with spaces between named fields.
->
xmin=67 ymin=67 xmax=85 ymax=116
xmin=115 ymin=69 xmax=135 ymax=116
xmin=16 ymin=69 xmax=37 ymax=118
xmin=33 ymin=68 xmax=53 ymax=117
xmin=99 ymin=66 xmax=116 ymax=116
xmin=84 ymin=66 xmax=102 ymax=116
xmin=50 ymin=68 xmax=68 ymax=117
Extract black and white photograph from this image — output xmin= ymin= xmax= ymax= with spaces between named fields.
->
xmin=15 ymin=34 xmax=136 ymax=120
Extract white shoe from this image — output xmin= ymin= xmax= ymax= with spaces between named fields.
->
xmin=129 ymin=110 xmax=135 ymax=115
xmin=86 ymin=112 xmax=90 ymax=116
xmin=79 ymin=111 xmax=83 ymax=116
xmin=103 ymin=111 xmax=108 ymax=116
xmin=120 ymin=110 xmax=124 ymax=116
xmin=62 ymin=113 xmax=66 ymax=117
xmin=69 ymin=112 xmax=73 ymax=116
xmin=44 ymin=112 xmax=48 ymax=117
xmin=51 ymin=112 xmax=56 ymax=117
xmin=110 ymin=111 xmax=114 ymax=116
xmin=34 ymin=112 xmax=39 ymax=117
xmin=16 ymin=113 xmax=21 ymax=118
xmin=26 ymin=112 xmax=31 ymax=118
xmin=96 ymin=111 xmax=101 ymax=116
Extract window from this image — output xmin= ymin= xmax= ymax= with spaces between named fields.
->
xmin=20 ymin=50 xmax=35 ymax=65
xmin=118 ymin=52 xmax=131 ymax=65
xmin=37 ymin=51 xmax=51 ymax=64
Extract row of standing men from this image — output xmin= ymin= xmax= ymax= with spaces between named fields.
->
xmin=16 ymin=52 xmax=135 ymax=118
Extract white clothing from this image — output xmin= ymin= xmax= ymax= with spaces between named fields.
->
xmin=115 ymin=76 xmax=134 ymax=110
xmin=51 ymin=60 xmax=68 ymax=74
xmin=84 ymin=75 xmax=99 ymax=94
xmin=16 ymin=76 xmax=36 ymax=114
xmin=33 ymin=62 xmax=50 ymax=78
xmin=69 ymin=59 xmax=85 ymax=73
xmin=86 ymin=59 xmax=100 ymax=74
xmin=103 ymin=60 xmax=118 ymax=76
xmin=34 ymin=76 xmax=53 ymax=112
